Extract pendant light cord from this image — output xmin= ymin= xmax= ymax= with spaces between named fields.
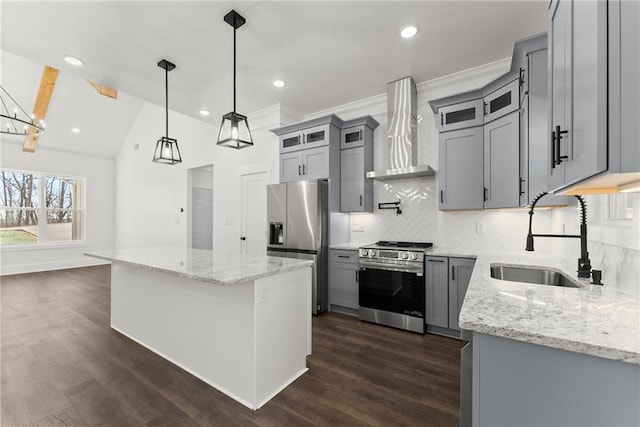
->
xmin=165 ymin=66 xmax=169 ymax=138
xmin=233 ymin=20 xmax=236 ymax=113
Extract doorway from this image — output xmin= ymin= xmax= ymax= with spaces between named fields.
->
xmin=240 ymin=168 xmax=270 ymax=256
xmin=188 ymin=165 xmax=213 ymax=250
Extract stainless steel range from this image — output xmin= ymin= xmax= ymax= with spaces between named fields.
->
xmin=358 ymin=241 xmax=433 ymax=333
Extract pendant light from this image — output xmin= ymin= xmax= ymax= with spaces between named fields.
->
xmin=217 ymin=10 xmax=253 ymax=149
xmin=152 ymin=59 xmax=182 ymax=164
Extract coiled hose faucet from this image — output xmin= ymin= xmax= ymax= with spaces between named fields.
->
xmin=526 ymin=192 xmax=592 ymax=279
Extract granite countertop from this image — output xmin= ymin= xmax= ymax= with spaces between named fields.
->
xmin=438 ymin=247 xmax=640 ymax=365
xmin=85 ymin=247 xmax=313 ymax=286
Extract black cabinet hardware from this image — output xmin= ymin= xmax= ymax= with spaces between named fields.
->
xmin=338 ymin=255 xmax=349 ymax=259
xmin=440 ymin=190 xmax=444 ymax=204
xmin=440 ymin=112 xmax=444 ymax=126
xmin=240 ymin=236 xmax=246 ymax=241
xmin=428 ymin=259 xmax=445 ymax=263
xmin=359 ymin=195 xmax=363 ymax=206
xmin=298 ymin=165 xmax=301 ymax=175
xmin=483 ymin=102 xmax=488 ymax=116
xmin=452 ymin=265 xmax=455 ymax=280
xmin=483 ymin=187 xmax=488 ymax=202
xmin=519 ymin=177 xmax=525 ymax=195
xmin=519 ymin=67 xmax=525 ymax=87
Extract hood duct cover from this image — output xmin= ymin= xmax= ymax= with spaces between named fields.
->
xmin=366 ymin=77 xmax=436 ymax=180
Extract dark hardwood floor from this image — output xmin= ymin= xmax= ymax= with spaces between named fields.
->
xmin=1 ymin=265 xmax=464 ymax=426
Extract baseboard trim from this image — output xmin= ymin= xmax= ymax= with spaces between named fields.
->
xmin=0 ymin=258 xmax=110 ymax=276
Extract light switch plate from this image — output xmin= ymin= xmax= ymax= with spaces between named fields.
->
xmin=476 ymin=222 xmax=486 ymax=234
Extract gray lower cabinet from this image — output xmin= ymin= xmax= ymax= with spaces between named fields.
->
xmin=425 ymin=256 xmax=449 ymax=328
xmin=448 ymin=258 xmax=476 ymax=331
xmin=483 ymin=111 xmax=520 ymax=209
xmin=426 ymin=256 xmax=476 ymax=336
xmin=438 ymin=127 xmax=484 ymax=210
xmin=473 ymin=332 xmax=640 ymax=426
xmin=329 ymin=249 xmax=359 ymax=314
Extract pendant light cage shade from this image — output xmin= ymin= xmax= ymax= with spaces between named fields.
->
xmin=217 ymin=10 xmax=253 ymax=149
xmin=152 ymin=59 xmax=182 ymax=164
xmin=153 ymin=136 xmax=182 ymax=164
xmin=217 ymin=111 xmax=253 ymax=149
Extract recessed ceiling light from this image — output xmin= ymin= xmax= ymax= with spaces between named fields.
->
xmin=273 ymin=80 xmax=286 ymax=88
xmin=63 ymin=55 xmax=84 ymax=66
xmin=400 ymin=25 xmax=418 ymax=39
xmin=199 ymin=110 xmax=210 ymax=116
xmin=71 ymin=127 xmax=80 ymax=133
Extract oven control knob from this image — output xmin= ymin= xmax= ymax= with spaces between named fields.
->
xmin=410 ymin=252 xmax=419 ymax=261
xmin=360 ymin=249 xmax=368 ymax=257
xmin=369 ymin=250 xmax=376 ymax=257
xmin=400 ymin=252 xmax=409 ymax=260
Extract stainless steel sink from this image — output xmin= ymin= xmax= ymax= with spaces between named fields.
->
xmin=490 ymin=264 xmax=581 ymax=288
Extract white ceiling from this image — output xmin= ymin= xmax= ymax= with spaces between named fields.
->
xmin=0 ymin=1 xmax=548 ymax=158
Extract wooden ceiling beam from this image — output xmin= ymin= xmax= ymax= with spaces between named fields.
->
xmin=88 ymin=80 xmax=118 ymax=99
xmin=23 ymin=65 xmax=58 ymax=153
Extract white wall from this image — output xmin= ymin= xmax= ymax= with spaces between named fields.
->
xmin=0 ymin=144 xmax=115 ymax=274
xmin=114 ymin=102 xmax=287 ymax=254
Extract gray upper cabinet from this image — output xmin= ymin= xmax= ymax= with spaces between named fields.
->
xmin=439 ymin=126 xmax=484 ymax=210
xmin=448 ymin=257 xmax=476 ymax=331
xmin=483 ymin=79 xmax=519 ymax=124
xmin=272 ymin=115 xmax=343 ymax=184
xmin=484 ymin=111 xmax=520 ymax=209
xmin=437 ymin=99 xmax=484 ymax=132
xmin=339 ymin=116 xmax=378 ymax=213
xmin=425 ymin=256 xmax=449 ymax=328
xmin=341 ymin=148 xmax=366 ymax=212
xmin=521 ymin=47 xmax=574 ymax=206
xmin=549 ymin=0 xmax=611 ymax=192
xmin=302 ymin=146 xmax=330 ymax=180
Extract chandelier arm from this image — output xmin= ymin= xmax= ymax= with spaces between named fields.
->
xmin=0 ymin=85 xmax=32 ymax=118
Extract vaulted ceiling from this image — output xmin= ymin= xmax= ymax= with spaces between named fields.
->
xmin=1 ymin=1 xmax=548 ymax=157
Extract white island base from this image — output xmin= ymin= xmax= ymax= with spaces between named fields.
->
xmin=110 ymin=263 xmax=312 ymax=410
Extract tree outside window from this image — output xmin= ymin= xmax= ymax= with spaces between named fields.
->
xmin=0 ymin=169 xmax=84 ymax=245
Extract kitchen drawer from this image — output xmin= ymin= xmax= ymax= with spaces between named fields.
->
xmin=330 ymin=249 xmax=359 ymax=264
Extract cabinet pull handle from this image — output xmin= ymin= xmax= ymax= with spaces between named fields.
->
xmin=338 ymin=255 xmax=349 ymax=259
xmin=359 ymin=195 xmax=363 ymax=206
xmin=483 ymin=187 xmax=488 ymax=202
xmin=519 ymin=177 xmax=525 ymax=195
xmin=483 ymin=102 xmax=488 ymax=116
xmin=519 ymin=67 xmax=525 ymax=87
xmin=440 ymin=190 xmax=444 ymax=204
xmin=298 ymin=165 xmax=301 ymax=176
xmin=551 ymin=129 xmax=557 ymax=169
xmin=355 ymin=271 xmax=358 ymax=282
xmin=359 ymin=129 xmax=363 ymax=141
xmin=303 ymin=164 xmax=306 ymax=175
xmin=303 ymin=133 xmax=306 ymax=144
xmin=451 ymin=265 xmax=455 ymax=280
xmin=440 ymin=112 xmax=444 ymax=126
xmin=556 ymin=125 xmax=569 ymax=164
xmin=428 ymin=259 xmax=445 ymax=263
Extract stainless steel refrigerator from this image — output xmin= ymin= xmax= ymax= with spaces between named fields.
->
xmin=266 ymin=180 xmax=328 ymax=314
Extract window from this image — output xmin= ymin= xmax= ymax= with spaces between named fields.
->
xmin=0 ymin=169 xmax=84 ymax=246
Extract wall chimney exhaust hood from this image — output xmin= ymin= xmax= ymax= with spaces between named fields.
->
xmin=366 ymin=77 xmax=436 ymax=181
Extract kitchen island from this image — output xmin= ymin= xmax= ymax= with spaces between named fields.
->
xmin=444 ymin=248 xmax=640 ymax=427
xmin=85 ymin=247 xmax=313 ymax=410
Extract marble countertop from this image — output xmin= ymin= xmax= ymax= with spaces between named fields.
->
xmin=438 ymin=247 xmax=640 ymax=365
xmin=85 ymin=247 xmax=313 ymax=286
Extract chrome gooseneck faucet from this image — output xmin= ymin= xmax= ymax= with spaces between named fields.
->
xmin=526 ymin=192 xmax=592 ymax=279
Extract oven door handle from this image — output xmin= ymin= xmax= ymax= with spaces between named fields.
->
xmin=358 ymin=261 xmax=423 ymax=276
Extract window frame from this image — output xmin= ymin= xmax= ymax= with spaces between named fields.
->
xmin=0 ymin=168 xmax=87 ymax=250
